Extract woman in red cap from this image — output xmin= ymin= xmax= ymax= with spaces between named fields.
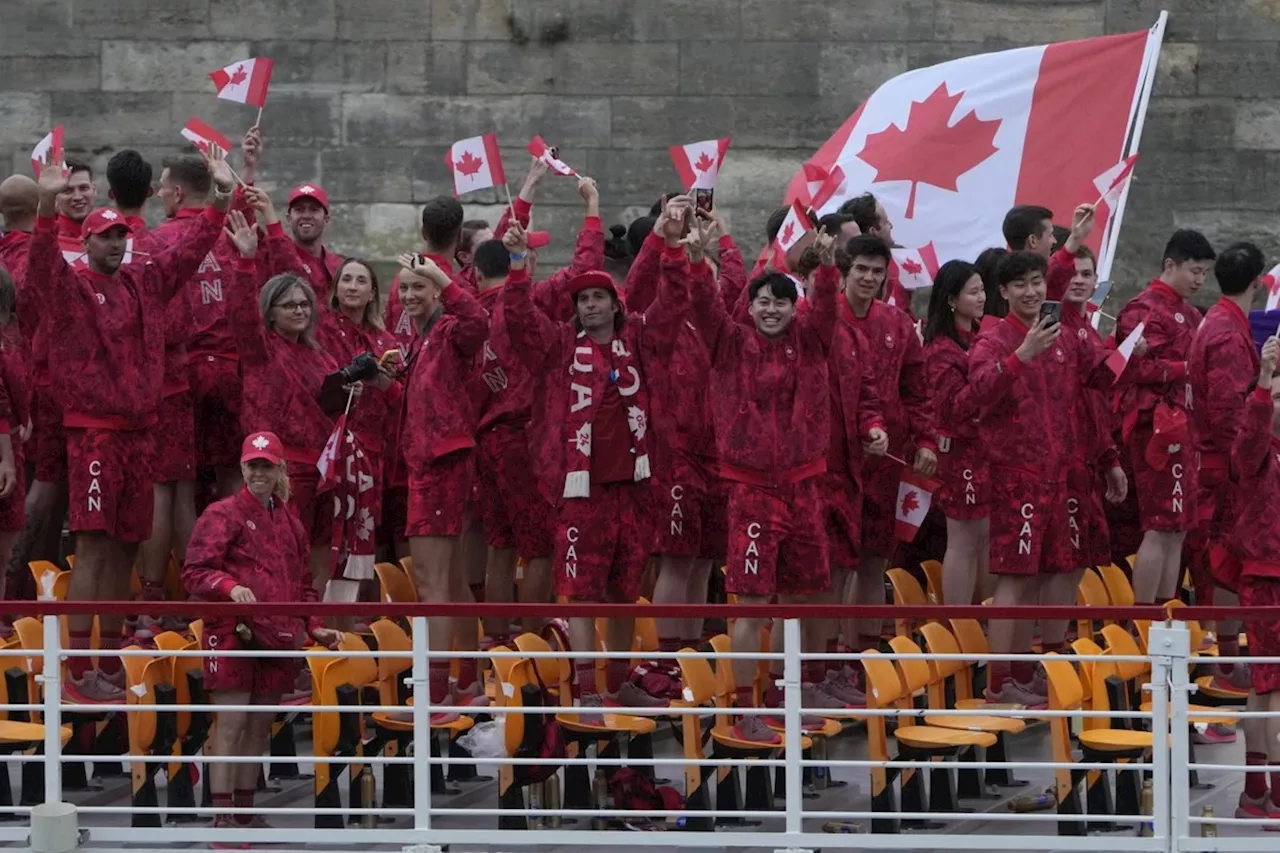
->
xmin=183 ymin=430 xmax=340 ymax=836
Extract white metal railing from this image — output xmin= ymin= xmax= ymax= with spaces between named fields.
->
xmin=0 ymin=613 xmax=1262 ymax=851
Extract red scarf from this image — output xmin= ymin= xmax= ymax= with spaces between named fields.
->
xmin=563 ymin=331 xmax=652 ymax=499
xmin=316 ymin=410 xmax=377 ymax=581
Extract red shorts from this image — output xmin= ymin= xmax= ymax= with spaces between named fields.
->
xmin=152 ymin=391 xmax=196 ymax=483
xmin=378 ymin=485 xmax=408 ymax=545
xmin=1242 ymin=575 xmax=1280 ymax=694
xmin=202 ymin=627 xmax=300 ymax=695
xmin=477 ymin=423 xmax=552 ymax=558
xmin=405 ymin=451 xmax=473 ymax=538
xmin=1104 ymin=443 xmax=1143 ymax=566
xmin=988 ymin=471 xmax=1073 ymax=576
xmin=1188 ymin=463 xmax=1231 ymax=601
xmin=1126 ymin=425 xmax=1197 ymax=533
xmin=0 ymin=448 xmax=26 ymax=534
xmin=191 ymin=355 xmax=242 ymax=470
xmin=66 ymin=427 xmax=155 ymax=543
xmin=822 ymin=471 xmax=862 ymax=570
xmin=860 ymin=459 xmax=899 ymax=558
xmin=31 ymin=386 xmax=65 ymax=483
xmin=724 ymin=477 xmax=829 ymax=597
xmin=285 ymin=461 xmax=325 ymax=545
xmin=1066 ymin=464 xmax=1110 ymax=569
xmin=934 ymin=436 xmax=990 ymax=520
xmin=652 ymin=451 xmax=720 ymax=559
xmin=553 ymin=481 xmax=651 ymax=602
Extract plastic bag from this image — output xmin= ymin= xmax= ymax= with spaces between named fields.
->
xmin=456 ymin=719 xmax=508 ymax=759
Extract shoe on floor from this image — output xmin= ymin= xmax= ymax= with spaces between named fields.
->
xmin=451 ymin=680 xmax=490 ymax=708
xmin=1235 ymin=792 xmax=1280 ymax=830
xmin=801 ymin=682 xmax=852 ymax=710
xmin=1191 ymin=723 xmax=1236 ymax=745
xmin=575 ymin=692 xmax=609 ymax=727
xmin=990 ymin=680 xmax=1046 ymax=709
xmin=62 ymin=670 xmax=125 ymax=704
xmin=732 ymin=713 xmax=782 ymax=745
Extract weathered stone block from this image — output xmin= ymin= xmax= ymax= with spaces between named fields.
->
xmin=327 ymin=203 xmax=421 ymax=261
xmin=682 ymin=42 xmax=820 ymax=98
xmin=345 ymin=94 xmax=610 ymax=149
xmin=0 ymin=54 xmax=98 ymax=92
xmin=1217 ymin=0 xmax=1280 ymax=41
xmin=611 ymin=97 xmax=736 ymax=149
xmin=52 ymin=92 xmax=174 ymax=145
xmin=209 ymin=0 xmax=337 ymax=40
xmin=819 ymin=43 xmax=910 ymax=102
xmin=714 ymin=150 xmax=805 ymax=208
xmin=430 ymin=0 xmax=511 ymax=41
xmin=1199 ymin=42 xmax=1280 ymax=98
xmin=1104 ymin=0 xmax=1217 ymax=41
xmin=0 ymin=94 xmax=52 ymax=147
xmin=168 ymin=93 xmax=260 ymax=145
xmin=1153 ymin=43 xmax=1199 ymax=98
xmin=516 ymin=2 xmax=634 ymax=42
xmin=251 ymin=93 xmax=341 ymax=147
xmin=322 ymin=148 xmax=416 ymax=203
xmin=1236 ymin=101 xmax=1280 ymax=150
xmin=825 ymin=0 xmax=938 ymax=42
xmin=466 ymin=43 xmax=555 ymax=95
xmin=250 ymin=149 xmax=323 ymax=197
xmin=71 ymin=0 xmax=211 ymax=38
xmin=521 ymin=96 xmax=613 ymax=147
xmin=576 ymin=148 xmax=682 ymax=208
xmin=1138 ymin=149 xmax=1272 ymax=210
xmin=387 ymin=42 xmax=467 ymax=95
xmin=936 ymin=1 xmax=1105 ymax=44
xmin=336 ymin=0 xmax=429 ymax=40
xmin=630 ymin=0 xmax=742 ymax=41
xmin=555 ymin=44 xmax=679 ymax=96
xmin=731 ymin=97 xmax=852 ymax=148
xmin=248 ymin=42 xmax=384 ymax=92
xmin=102 ymin=41 xmax=247 ymax=92
xmin=1142 ymin=97 xmax=1233 ymax=151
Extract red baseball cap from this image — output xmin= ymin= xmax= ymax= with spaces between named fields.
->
xmin=241 ymin=431 xmax=284 ymax=465
xmin=568 ymin=270 xmax=616 ymax=297
xmin=288 ymin=183 xmax=329 ymax=212
xmin=527 ymin=231 xmax=550 ymax=250
xmin=81 ymin=208 xmax=134 ymax=238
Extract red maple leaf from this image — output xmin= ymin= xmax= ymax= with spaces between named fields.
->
xmin=901 ymin=258 xmax=923 ymax=276
xmin=779 ymin=221 xmax=795 ymax=247
xmin=229 ymin=65 xmax=248 ymax=86
xmin=900 ymin=489 xmax=920 ymax=517
xmin=856 ymin=83 xmax=1000 ymax=220
xmin=1266 ymin=274 xmax=1279 ymax=296
xmin=694 ymin=151 xmax=716 ymax=173
xmin=455 ymin=150 xmax=484 ymax=177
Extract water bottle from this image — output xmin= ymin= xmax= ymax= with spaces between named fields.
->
xmin=1201 ymin=804 xmax=1217 ymax=838
xmin=1139 ymin=778 xmax=1154 ymax=837
xmin=541 ymin=776 xmax=562 ymax=829
xmin=358 ymin=765 xmax=377 ymax=828
xmin=591 ymin=769 xmax=609 ymax=830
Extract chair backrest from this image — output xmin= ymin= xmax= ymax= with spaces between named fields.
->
xmin=374 ymin=562 xmax=418 ymax=604
xmin=513 ymin=632 xmax=565 ymax=698
xmin=918 ymin=622 xmax=966 ymax=679
xmin=1098 ymin=563 xmax=1135 ymax=608
xmin=861 ymin=650 xmax=907 ymax=710
xmin=920 ymin=559 xmax=944 ymax=605
xmin=1042 ymin=652 xmax=1084 ymax=711
xmin=189 ymin=620 xmax=204 ymax=646
xmin=886 ymin=568 xmax=928 ymax=608
xmin=887 ymin=635 xmax=933 ymax=696
xmin=1100 ymin=624 xmax=1148 ymax=681
xmin=948 ymin=618 xmax=991 ymax=657
xmin=13 ymin=617 xmax=43 ymax=676
xmin=1070 ymin=637 xmax=1104 ymax=703
xmin=1077 ymin=568 xmax=1110 ymax=606
xmin=707 ymin=634 xmax=734 ymax=698
xmin=153 ymin=631 xmax=189 ymax=654
xmin=369 ymin=619 xmax=413 ymax=682
xmin=338 ymin=634 xmax=378 ymax=689
xmin=677 ymin=649 xmax=718 ymax=706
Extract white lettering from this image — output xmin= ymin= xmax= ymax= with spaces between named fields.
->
xmin=670 ymin=484 xmax=684 ymax=502
xmin=1173 ymin=497 xmax=1183 ymax=514
xmin=482 ymin=368 xmax=508 ymax=393
xmin=611 ymin=338 xmax=631 ymax=358
xmin=483 ymin=341 xmax=498 ymax=363
xmin=745 ymin=559 xmax=759 ymax=575
xmin=1020 ymin=502 xmax=1034 ymax=520
xmin=670 ymin=520 xmax=683 ymax=537
xmin=566 ymin=526 xmax=580 ymax=544
xmin=1171 ymin=463 xmax=1184 ymax=479
xmin=563 ymin=527 xmax=579 ymax=579
xmin=962 ymin=468 xmax=974 ymax=481
xmin=572 ymin=346 xmax=593 ymax=374
xmin=747 ymin=522 xmax=762 ymax=538
xmin=569 ymin=383 xmax=593 ymax=413
xmin=196 ymin=252 xmax=221 ymax=275
xmin=616 ymin=366 xmax=641 ymax=397
xmin=200 ymin=279 xmax=223 ymax=305
xmin=88 ymin=460 xmax=102 ymax=477
xmin=1019 ymin=539 xmax=1032 ymax=555
xmin=745 ymin=540 xmax=759 ymax=557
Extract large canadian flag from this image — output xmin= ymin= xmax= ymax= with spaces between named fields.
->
xmin=788 ymin=26 xmax=1158 ymax=275
xmin=209 ymin=58 xmax=273 ymax=107
xmin=446 ymin=133 xmax=506 ymax=197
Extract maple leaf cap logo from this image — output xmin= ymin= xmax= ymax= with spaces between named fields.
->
xmin=297 ymin=185 xmax=316 ymax=195
xmin=252 ymin=434 xmax=270 ymax=450
xmin=901 ymin=489 xmax=921 ymax=517
xmin=456 ymin=150 xmax=485 ymax=177
xmin=694 ymin=151 xmax=717 ymax=172
xmin=230 ymin=65 xmax=248 ymax=86
xmin=100 ymin=210 xmax=118 ymax=221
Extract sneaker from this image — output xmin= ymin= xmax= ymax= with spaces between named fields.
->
xmin=611 ymin=680 xmax=670 ymax=709
xmin=209 ymin=815 xmax=250 ymax=850
xmin=575 ymin=693 xmax=609 ymax=727
xmin=761 ymin=700 xmax=827 ymax=731
xmin=101 ymin=666 xmax=127 ymax=689
xmin=62 ymin=670 xmax=125 ymax=704
xmin=1212 ymin=663 xmax=1252 ymax=694
xmin=1235 ymin=792 xmax=1280 ymax=830
xmin=993 ymin=680 xmax=1046 ymax=710
xmin=801 ymin=682 xmax=853 ymax=711
xmin=732 ymin=713 xmax=782 ymax=745
xmin=822 ymin=670 xmax=866 ymax=707
xmin=451 ymin=680 xmax=490 ymax=709
xmin=1192 ymin=723 xmax=1237 ymax=745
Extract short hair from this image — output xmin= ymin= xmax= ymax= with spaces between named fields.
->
xmin=924 ymin=260 xmax=979 ymax=349
xmin=106 ymin=150 xmax=152 ymax=210
xmin=626 ymin=217 xmax=654 ymax=257
xmin=328 ymin=258 xmax=384 ymax=329
xmin=748 ymin=271 xmax=799 ymax=305
xmin=259 ymin=273 xmax=319 ymax=349
xmin=975 ymin=246 xmax=1009 ymax=318
xmin=1214 ymin=241 xmax=1265 ymax=296
xmin=420 ymin=196 xmax=464 ymax=250
xmin=1073 ymin=245 xmax=1098 ymax=268
xmin=161 ymin=154 xmax=211 ymax=197
xmin=459 ymin=219 xmax=491 ymax=255
xmin=842 ymin=234 xmax=892 ymax=268
xmin=1051 ymin=224 xmax=1071 ymax=254
xmin=765 ymin=206 xmax=789 ymax=243
xmin=471 ymin=238 xmax=510 ymax=280
xmin=817 ymin=213 xmax=853 ymax=237
xmin=64 ymin=158 xmax=93 ymax=182
xmin=837 ymin=192 xmax=880 ymax=235
xmin=1002 ymin=205 xmax=1054 ymax=250
xmin=996 ymin=250 xmax=1049 ymax=287
xmin=1163 ymin=229 xmax=1216 ymax=266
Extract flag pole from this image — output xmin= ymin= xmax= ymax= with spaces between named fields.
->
xmin=503 ymin=184 xmax=517 ymax=225
xmin=1096 ymin=11 xmax=1167 ymax=284
xmin=255 ymin=106 xmax=264 ymax=127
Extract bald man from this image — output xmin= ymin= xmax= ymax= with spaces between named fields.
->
xmin=0 ymin=175 xmax=39 ymax=237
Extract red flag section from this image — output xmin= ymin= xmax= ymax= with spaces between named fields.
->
xmin=209 ymin=57 xmax=273 ymax=107
xmin=447 ymin=133 xmax=507 ymax=197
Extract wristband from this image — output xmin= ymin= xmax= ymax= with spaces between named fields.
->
xmin=509 ymin=251 xmax=528 ymax=261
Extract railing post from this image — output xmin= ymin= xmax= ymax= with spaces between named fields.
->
xmin=410 ymin=616 xmax=431 ymax=832
xmin=1148 ymin=619 xmax=1189 ymax=853
xmin=782 ymin=618 xmax=803 ymax=836
xmin=40 ymin=614 xmax=62 ymax=803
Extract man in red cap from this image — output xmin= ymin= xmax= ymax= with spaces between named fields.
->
xmin=277 ymin=183 xmax=342 ymax=305
xmin=29 ymin=149 xmax=234 ymax=702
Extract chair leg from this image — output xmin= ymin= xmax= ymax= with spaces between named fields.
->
xmin=429 ymin=731 xmax=456 ymax=795
xmin=1115 ymin=761 xmax=1141 ymax=818
xmin=630 ymin=732 xmax=655 ymax=780
xmin=956 ymin=746 xmax=985 ymax=799
xmin=0 ymin=748 xmax=15 ymax=822
xmin=1085 ymin=767 xmax=1116 ymax=832
xmin=562 ymin=741 xmax=593 ymax=813
xmin=131 ymin=759 xmax=162 ymax=829
xmin=930 ymin=753 xmax=960 ymax=814
xmin=680 ymin=762 xmax=715 ymax=831
xmin=984 ymin=733 xmax=1025 ymax=788
xmin=871 ymin=767 xmax=900 ymax=834
xmin=898 ymin=747 xmax=944 ymax=830
xmin=744 ymin=764 xmax=774 ymax=811
xmin=497 ymin=766 xmax=528 ymax=831
xmin=714 ymin=762 xmax=748 ymax=826
xmin=381 ymin=735 xmax=412 ymax=809
xmin=1057 ymin=770 xmax=1087 ymax=836
xmin=268 ymin=717 xmax=302 ymax=780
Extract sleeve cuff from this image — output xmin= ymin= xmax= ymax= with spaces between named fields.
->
xmin=582 ymin=215 xmax=602 ymax=232
xmin=644 ymin=232 xmax=663 ymax=249
xmin=1170 ymin=360 xmax=1188 ymax=381
xmin=1052 ymin=247 xmax=1073 ymax=266
xmin=1003 ymin=353 xmax=1026 ymax=375
xmin=506 ymin=268 xmax=531 ymax=286
xmin=1254 ymin=385 xmax=1272 ymax=402
xmin=514 ymin=197 xmax=533 ymax=221
xmin=215 ymin=579 xmax=240 ymax=598
xmin=661 ymin=243 xmax=686 ymax=262
xmin=865 ymin=421 xmax=885 ymax=435
xmin=308 ymin=617 xmax=326 ymax=636
xmin=266 ymin=221 xmax=286 ymax=238
xmin=718 ymin=235 xmax=735 ymax=249
xmin=35 ymin=215 xmax=56 ymax=232
xmin=917 ymin=439 xmax=938 ymax=453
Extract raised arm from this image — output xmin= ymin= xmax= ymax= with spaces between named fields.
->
xmin=716 ymin=227 xmax=747 ymax=314
xmin=533 ymin=177 xmax=605 ymax=309
xmin=150 ymin=147 xmax=233 ymax=303
xmin=500 ymin=221 xmax=560 ymax=362
xmin=406 ymin=256 xmax=488 ymax=359
xmin=1235 ymin=339 xmax=1279 ymax=481
xmin=222 ymin=210 xmax=270 ymax=368
xmin=797 ymin=233 xmax=840 ymax=354
xmin=494 ymin=157 xmax=548 ymax=239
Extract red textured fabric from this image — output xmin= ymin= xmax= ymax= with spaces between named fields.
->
xmin=151 ymin=390 xmax=196 ymax=483
xmin=267 ymin=236 xmax=343 ymax=307
xmin=28 ymin=208 xmax=224 ymax=426
xmin=30 ymin=387 xmax=64 ymax=482
xmin=821 ymin=471 xmax=862 ymax=569
xmin=405 ymin=450 xmax=473 ymax=538
xmin=988 ymin=476 xmax=1073 ymax=576
xmin=1128 ymin=424 xmax=1198 ymax=532
xmin=0 ymin=328 xmax=30 ymax=533
xmin=927 ymin=331 xmax=999 ymax=519
xmin=190 ymin=355 xmax=242 ymax=469
xmin=651 ymin=450 xmax=709 ymax=557
xmin=1230 ymin=387 xmax=1280 ymax=576
xmin=476 ymin=422 xmax=552 ymax=557
xmin=1115 ymin=279 xmax=1201 ymax=434
xmin=1241 ymin=576 xmax=1280 ymax=694
xmin=316 ymin=311 xmax=402 ymax=460
xmin=1067 ymin=463 xmax=1110 ymax=569
xmin=1044 ymin=247 xmax=1075 ymax=302
xmin=552 ymin=481 xmax=651 ymax=602
xmin=66 ymin=427 xmax=155 ymax=542
xmin=724 ymin=478 xmax=829 ymax=597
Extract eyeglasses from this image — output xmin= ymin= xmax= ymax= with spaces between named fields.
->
xmin=273 ymin=300 xmax=312 ymax=313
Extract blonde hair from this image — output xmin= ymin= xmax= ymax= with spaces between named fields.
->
xmin=328 ymin=258 xmax=385 ymax=330
xmin=260 ymin=273 xmax=320 ymax=349
xmin=274 ymin=462 xmax=291 ymax=504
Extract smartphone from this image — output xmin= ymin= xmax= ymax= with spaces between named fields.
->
xmin=1040 ymin=300 xmax=1062 ymax=325
xmin=695 ymin=188 xmax=714 ymax=213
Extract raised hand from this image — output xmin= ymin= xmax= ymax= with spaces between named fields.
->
xmin=1015 ymin=315 xmax=1061 ymax=363
xmin=242 ymin=125 xmax=262 ymax=170
xmin=224 ymin=209 xmax=259 ymax=258
xmin=814 ymin=231 xmax=837 ymax=267
xmin=503 ymin=219 xmax=529 ymax=254
xmin=1261 ymin=336 xmax=1279 ymax=387
xmin=200 ymin=144 xmax=236 ymax=193
xmin=242 ymin=186 xmax=278 ymax=224
xmin=35 ymin=156 xmax=70 ymax=197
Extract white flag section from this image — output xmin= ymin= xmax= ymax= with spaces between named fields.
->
xmin=30 ymin=126 xmax=63 ymax=176
xmin=894 ymin=472 xmax=935 ymax=543
xmin=670 ymin=138 xmax=731 ymax=191
xmin=787 ymin=25 xmax=1160 ymax=278
xmin=208 ymin=57 xmax=273 ymax=107
xmin=446 ymin=133 xmax=506 ymax=197
xmin=1093 ymin=153 xmax=1139 ymax=211
xmin=1265 ymin=265 xmax=1280 ymax=312
xmin=892 ymin=244 xmax=940 ymax=291
xmin=1106 ymin=320 xmax=1145 ymax=378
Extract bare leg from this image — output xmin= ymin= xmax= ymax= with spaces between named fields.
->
xmin=1039 ymin=569 xmax=1084 ymax=650
xmin=854 ymin=551 xmax=889 ymax=648
xmin=942 ymin=517 xmax=985 ymax=607
xmin=730 ymin=595 xmax=769 ymax=706
xmin=1157 ymin=532 xmax=1187 ymax=601
xmin=136 ymin=483 xmax=174 ymax=612
xmin=483 ymin=545 xmax=517 ymax=638
xmin=410 ymin=534 xmax=462 ymax=705
xmin=209 ymin=692 xmax=251 ymax=823
xmin=1133 ymin=530 xmax=1175 ymax=604
xmin=684 ymin=558 xmax=714 ymax=642
xmin=652 ymin=553 xmax=695 ymax=647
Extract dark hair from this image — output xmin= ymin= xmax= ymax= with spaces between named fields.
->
xmin=765 ymin=207 xmax=789 ymax=243
xmin=748 ymin=272 xmax=799 ymax=305
xmin=1002 ymin=205 xmax=1054 ymax=250
xmin=161 ymin=154 xmax=212 ymax=197
xmin=842 ymin=234 xmax=892 ymax=267
xmin=1074 ymin=245 xmax=1097 ymax=268
xmin=1214 ymin=241 xmax=1265 ymax=296
xmin=604 ymin=223 xmax=632 ymax=280
xmin=472 ymin=238 xmax=510 ymax=280
xmin=837 ymin=192 xmax=880 ymax=235
xmin=328 ymin=258 xmax=384 ymax=329
xmin=626 ymin=217 xmax=654 ymax=257
xmin=924 ymin=260 xmax=979 ymax=349
xmin=1051 ymin=224 xmax=1071 ymax=254
xmin=571 ymin=292 xmax=626 ymax=332
xmin=1163 ymin=229 xmax=1216 ymax=266
xmin=420 ymin=196 xmax=464 ymax=250
xmin=996 ymin=250 xmax=1049 ymax=287
xmin=64 ymin=157 xmax=93 ymax=181
xmin=459 ymin=219 xmax=491 ymax=256
xmin=106 ymin=150 xmax=152 ymax=210
xmin=975 ymin=247 xmax=1008 ymax=318
xmin=817 ymin=212 xmax=853 ymax=237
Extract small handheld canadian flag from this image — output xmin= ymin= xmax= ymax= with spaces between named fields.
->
xmin=527 ymin=136 xmax=577 ymax=177
xmin=774 ymin=202 xmax=813 ymax=255
xmin=670 ymin=137 xmax=731 ymax=191
xmin=806 ymin=164 xmax=846 ymax=211
xmin=179 ymin=117 xmax=232 ymax=157
xmin=31 ymin=126 xmax=64 ymax=176
xmin=209 ymin=58 xmax=274 ymax=108
xmin=1264 ymin=264 xmax=1280 ymax=312
xmin=1105 ymin=320 xmax=1144 ymax=379
xmin=892 ymin=243 xmax=941 ymax=291
xmin=894 ymin=471 xmax=937 ymax=543
xmin=446 ymin=133 xmax=506 ymax=198
xmin=1092 ymin=153 xmax=1139 ymax=211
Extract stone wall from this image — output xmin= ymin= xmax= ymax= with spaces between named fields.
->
xmin=0 ymin=0 xmax=1273 ymax=303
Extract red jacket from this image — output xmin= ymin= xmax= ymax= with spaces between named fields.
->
xmin=400 ymin=281 xmax=488 ymax=473
xmin=128 ymin=219 xmax=192 ymax=397
xmin=1189 ymin=298 xmax=1259 ymax=471
xmin=828 ymin=322 xmax=885 ymax=483
xmin=316 ymin=311 xmax=402 ymax=459
xmin=970 ymin=312 xmax=1120 ymax=481
xmin=182 ymin=487 xmax=323 ymax=639
xmin=0 ymin=326 xmax=32 ymax=447
xmin=228 ymin=257 xmax=336 ymax=463
xmin=1060 ymin=305 xmax=1119 ymax=468
xmin=1229 ymin=386 xmax=1280 ymax=578
xmin=0 ymin=230 xmax=34 ymax=342
xmin=1115 ymin=279 xmax=1202 ymax=431
xmin=29 ymin=209 xmax=224 ymax=428
xmin=274 ymin=238 xmax=342 ymax=307
xmin=472 ymin=283 xmax=541 ymax=432
xmin=925 ymin=331 xmax=991 ymax=446
xmin=698 ymin=261 xmax=839 ymax=487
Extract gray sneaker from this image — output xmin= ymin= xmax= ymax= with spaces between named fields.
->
xmin=612 ymin=681 xmax=670 ymax=709
xmin=801 ymin=683 xmax=852 ymax=710
xmin=63 ymin=670 xmax=126 ymax=704
xmin=732 ymin=714 xmax=782 ymax=745
xmin=822 ymin=670 xmax=866 ymax=707
xmin=576 ymin=693 xmax=609 ymax=727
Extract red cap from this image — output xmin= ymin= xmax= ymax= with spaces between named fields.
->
xmin=527 ymin=230 xmax=550 ymax=250
xmin=241 ymin=431 xmax=284 ymax=465
xmin=288 ymin=183 xmax=329 ymax=212
xmin=568 ymin=270 xmax=616 ymax=297
xmin=80 ymin=208 xmax=133 ymax=238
